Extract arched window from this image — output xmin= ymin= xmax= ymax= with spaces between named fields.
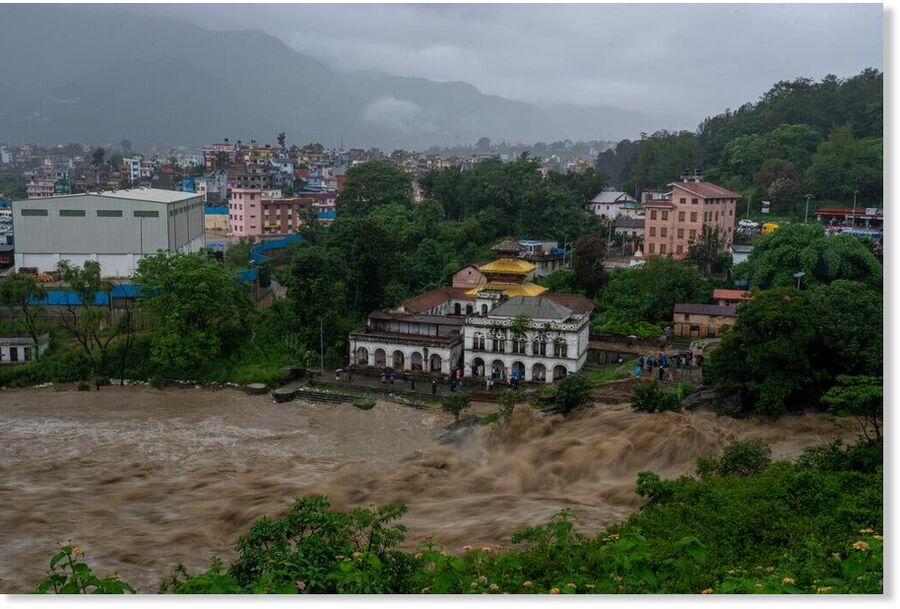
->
xmin=472 ymin=332 xmax=485 ymax=351
xmin=454 ymin=303 xmax=462 ymax=315
xmin=553 ymin=338 xmax=568 ymax=358
xmin=466 ymin=304 xmax=474 ymax=315
xmin=512 ymin=335 xmax=527 ymax=354
xmin=481 ymin=304 xmax=488 ymax=315
xmin=492 ymin=329 xmax=506 ymax=353
xmin=532 ymin=333 xmax=547 ymax=356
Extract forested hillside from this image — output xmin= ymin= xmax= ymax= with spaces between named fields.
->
xmin=595 ymin=69 xmax=883 ymax=215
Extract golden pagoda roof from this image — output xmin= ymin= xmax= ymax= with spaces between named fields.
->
xmin=477 ymin=258 xmax=535 ymax=274
xmin=465 ymin=281 xmax=548 ymax=298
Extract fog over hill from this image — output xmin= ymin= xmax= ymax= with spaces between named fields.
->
xmin=0 ymin=5 xmax=666 ymax=149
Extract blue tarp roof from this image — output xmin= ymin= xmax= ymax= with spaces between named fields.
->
xmin=204 ymin=206 xmax=228 ymax=215
xmin=35 ymin=284 xmax=143 ymax=306
xmin=207 ymin=241 xmax=226 ymax=249
xmin=317 ymin=211 xmax=336 ymax=220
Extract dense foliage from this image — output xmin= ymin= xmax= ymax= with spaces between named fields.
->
xmin=705 ymin=281 xmax=882 ymax=416
xmin=37 ymin=438 xmax=881 ymax=595
xmin=595 ymin=70 xmax=882 ymax=216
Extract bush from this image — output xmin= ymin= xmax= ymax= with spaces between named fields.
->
xmin=631 ymin=381 xmax=681 ymax=413
xmin=353 ymin=398 xmax=376 ymax=411
xmin=441 ymin=393 xmax=471 ymax=422
xmin=36 ymin=544 xmax=133 ymax=594
xmin=554 ymin=373 xmax=593 ymax=414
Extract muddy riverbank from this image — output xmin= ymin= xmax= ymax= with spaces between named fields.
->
xmin=0 ymin=386 xmax=854 ymax=592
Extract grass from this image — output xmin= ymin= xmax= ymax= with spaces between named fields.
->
xmin=583 ymin=359 xmax=639 ymax=386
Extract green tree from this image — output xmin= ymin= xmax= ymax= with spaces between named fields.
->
xmin=277 ymin=132 xmax=286 ymax=148
xmin=805 ymin=124 xmax=882 ymax=205
xmin=441 ymin=392 xmax=471 ymax=422
xmin=554 ymin=373 xmax=593 ymax=414
xmin=134 ymin=252 xmax=251 ymax=379
xmin=337 ymin=161 xmax=413 ymax=217
xmin=822 ymin=375 xmax=882 ymax=440
xmin=705 ymin=288 xmax=816 ymax=416
xmin=89 ymin=147 xmax=106 ymax=169
xmin=685 ymin=225 xmax=731 ymax=277
xmin=571 ymin=232 xmax=606 ymax=297
xmin=0 ymin=274 xmax=48 ymax=361
xmin=56 ymin=260 xmax=118 ymax=379
xmin=596 ymin=258 xmax=708 ymax=327
xmin=735 ymin=223 xmax=882 ymax=289
xmin=539 ymin=268 xmax=579 ymax=293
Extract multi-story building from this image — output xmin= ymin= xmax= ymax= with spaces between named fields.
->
xmin=348 ymin=239 xmax=594 ymax=383
xmin=643 ymin=172 xmax=739 ymax=258
xmin=202 ymin=143 xmax=238 ymax=170
xmin=26 ymin=178 xmax=56 ymax=199
xmin=260 ymin=196 xmax=312 ymax=236
xmin=518 ymin=240 xmax=567 ymax=279
xmin=228 ymin=187 xmax=262 ymax=237
xmin=11 ymin=188 xmax=204 ymax=276
xmin=122 ymin=157 xmax=142 ymax=183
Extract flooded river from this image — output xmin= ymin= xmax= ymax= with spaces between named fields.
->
xmin=0 ymin=387 xmax=854 ymax=592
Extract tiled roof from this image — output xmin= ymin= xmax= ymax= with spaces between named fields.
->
xmin=398 ymin=287 xmax=473 ymax=313
xmin=545 ymin=293 xmax=596 ymax=315
xmin=712 ymin=289 xmax=752 ymax=302
xmin=673 ymin=303 xmax=737 ymax=316
xmin=614 ymin=218 xmax=646 ymax=229
xmin=478 ymin=258 xmax=535 ymax=274
xmin=669 ymin=181 xmax=741 ymax=199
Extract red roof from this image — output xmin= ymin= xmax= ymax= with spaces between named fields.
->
xmin=398 ymin=287 xmax=473 ymax=313
xmin=643 ymin=200 xmax=674 ymax=208
xmin=669 ymin=181 xmax=741 ymax=199
xmin=546 ymin=293 xmax=596 ymax=315
xmin=713 ymin=289 xmax=752 ymax=302
xmin=816 ymin=207 xmax=883 ymax=217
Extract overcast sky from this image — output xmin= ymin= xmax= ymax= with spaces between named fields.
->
xmin=139 ymin=3 xmax=882 ymax=128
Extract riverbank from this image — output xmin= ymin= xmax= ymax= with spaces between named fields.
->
xmin=0 ymin=386 xmax=855 ymax=592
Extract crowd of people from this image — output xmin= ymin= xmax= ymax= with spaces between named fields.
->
xmin=633 ymin=351 xmax=703 ymax=382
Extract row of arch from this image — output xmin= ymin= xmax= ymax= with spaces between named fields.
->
xmin=356 ymin=347 xmax=442 ymax=372
xmin=469 ymin=357 xmax=568 ymax=382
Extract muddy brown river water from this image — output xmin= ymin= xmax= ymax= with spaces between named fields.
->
xmin=0 ymin=386 xmax=854 ymax=592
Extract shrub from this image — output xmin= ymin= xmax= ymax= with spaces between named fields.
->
xmin=441 ymin=393 xmax=471 ymax=422
xmin=36 ymin=544 xmax=133 ymax=594
xmin=631 ymin=381 xmax=681 ymax=413
xmin=717 ymin=439 xmax=772 ymax=477
xmin=554 ymin=373 xmax=593 ymax=414
xmin=353 ymin=398 xmax=376 ymax=411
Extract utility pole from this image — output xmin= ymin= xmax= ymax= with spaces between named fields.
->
xmin=852 ymin=190 xmax=859 ymax=226
xmin=804 ymin=194 xmax=813 ymax=224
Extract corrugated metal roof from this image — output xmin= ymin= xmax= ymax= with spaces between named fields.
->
xmin=489 ymin=296 xmax=573 ymax=320
xmin=673 ymin=303 xmax=737 ymax=316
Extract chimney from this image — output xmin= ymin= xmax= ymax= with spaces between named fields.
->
xmin=694 ymin=167 xmax=703 ymax=182
xmin=681 ymin=168 xmax=690 ymax=183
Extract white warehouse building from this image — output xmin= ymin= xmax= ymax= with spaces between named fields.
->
xmin=12 ymin=188 xmax=205 ymax=277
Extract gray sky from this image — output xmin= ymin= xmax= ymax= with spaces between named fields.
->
xmin=140 ymin=3 xmax=883 ymax=128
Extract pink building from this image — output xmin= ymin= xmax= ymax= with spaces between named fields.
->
xmin=228 ymin=188 xmax=262 ymax=237
xmin=643 ymin=174 xmax=739 ymax=258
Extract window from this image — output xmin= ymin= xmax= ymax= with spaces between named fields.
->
xmin=492 ymin=335 xmax=506 ymax=353
xmin=553 ymin=339 xmax=568 ymax=358
xmin=660 ymin=243 xmax=667 ymax=255
xmin=678 ymin=211 xmax=685 ymax=221
xmin=648 ymin=243 xmax=656 ymax=254
xmin=649 ymin=227 xmax=656 ymax=237
xmin=134 ymin=210 xmax=159 ymax=218
xmin=661 ymin=210 xmax=668 ymax=221
xmin=690 ymin=229 xmax=697 ymax=240
xmin=473 ymin=332 xmax=485 ymax=351
xmin=729 ymin=208 xmax=733 ymax=216
xmin=677 ymin=228 xmax=684 ymax=238
xmin=21 ymin=209 xmax=48 ymax=216
xmin=714 ymin=211 xmax=719 ymax=221
xmin=679 ymin=198 xmax=686 ymax=204
xmin=660 ymin=227 xmax=667 ymax=237
xmin=97 ymin=210 xmax=122 ymax=217
xmin=60 ymin=209 xmax=85 ymax=217
xmin=532 ymin=336 xmax=547 ymax=356
xmin=691 ymin=198 xmax=698 ymax=205
xmin=690 ymin=212 xmax=697 ymax=222
xmin=650 ymin=209 xmax=657 ymax=220
xmin=676 ymin=244 xmax=683 ymax=254
xmin=512 ymin=337 xmax=527 ymax=354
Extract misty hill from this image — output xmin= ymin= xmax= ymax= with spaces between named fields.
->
xmin=0 ymin=5 xmax=659 ymax=149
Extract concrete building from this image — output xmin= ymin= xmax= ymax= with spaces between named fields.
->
xmin=11 ymin=188 xmax=205 ymax=276
xmin=587 ymin=188 xmax=639 ymax=219
xmin=0 ymin=333 xmax=50 ymax=364
xmin=122 ymin=157 xmax=142 ymax=183
xmin=26 ymin=178 xmax=56 ymax=199
xmin=644 ymin=172 xmax=739 ymax=258
xmin=712 ymin=289 xmax=752 ymax=306
xmin=261 ymin=196 xmax=312 ymax=236
xmin=228 ymin=188 xmax=261 ymax=237
xmin=518 ymin=240 xmax=567 ymax=279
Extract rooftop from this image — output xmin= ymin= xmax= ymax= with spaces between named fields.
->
xmin=478 ymin=258 xmax=535 ymax=275
xmin=545 ymin=293 xmax=596 ymax=316
xmin=669 ymin=181 xmax=741 ymax=199
xmin=397 ymin=287 xmax=473 ymax=314
xmin=673 ymin=303 xmax=737 ymax=317
xmin=489 ymin=296 xmax=573 ymax=321
xmin=465 ymin=281 xmax=547 ymax=298
xmin=589 ymin=190 xmax=635 ymax=204
xmin=712 ymin=289 xmax=753 ymax=302
xmin=615 ymin=218 xmax=646 ymax=229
